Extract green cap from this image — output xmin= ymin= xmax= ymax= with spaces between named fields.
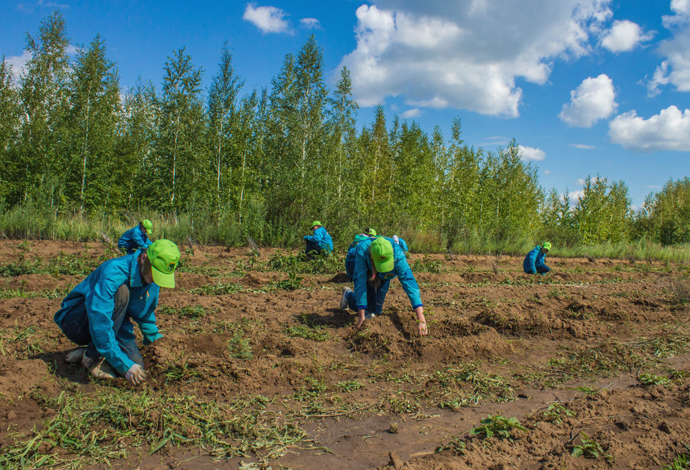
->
xmin=371 ymin=238 xmax=395 ymax=273
xmin=542 ymin=242 xmax=552 ymax=251
xmin=147 ymin=239 xmax=180 ymax=288
xmin=142 ymin=219 xmax=153 ymax=233
xmin=311 ymin=221 xmax=322 ymax=228
xmin=364 ymin=228 xmax=377 ymax=236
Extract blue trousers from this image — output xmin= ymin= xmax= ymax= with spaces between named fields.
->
xmin=525 ymin=264 xmax=550 ymax=275
xmin=346 ymin=276 xmax=391 ymax=315
xmin=59 ymin=284 xmax=143 ymax=366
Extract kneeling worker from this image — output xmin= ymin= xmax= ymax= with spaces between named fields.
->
xmin=54 ymin=239 xmax=180 ymax=385
xmin=345 ymin=228 xmax=376 ymax=281
xmin=340 ymin=237 xmax=427 ymax=335
xmin=303 ymin=221 xmax=333 ymax=259
xmin=524 ymin=242 xmax=551 ymax=275
xmin=118 ymin=219 xmax=154 ymax=254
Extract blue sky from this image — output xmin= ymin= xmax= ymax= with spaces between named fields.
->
xmin=2 ymin=0 xmax=689 ymax=207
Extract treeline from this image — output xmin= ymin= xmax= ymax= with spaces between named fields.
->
xmin=0 ymin=12 xmax=688 ymax=251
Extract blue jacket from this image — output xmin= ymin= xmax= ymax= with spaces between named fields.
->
xmin=353 ymin=237 xmax=423 ymax=310
xmin=393 ymin=236 xmax=409 ymax=253
xmin=118 ymin=225 xmax=152 ymax=252
xmin=346 ymin=234 xmax=371 ymax=281
xmin=523 ymin=246 xmax=547 ymax=274
xmin=54 ymin=250 xmax=162 ymax=374
xmin=304 ymin=226 xmax=333 ymax=251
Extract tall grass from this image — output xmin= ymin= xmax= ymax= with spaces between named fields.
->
xmin=2 ymin=203 xmax=690 ymax=261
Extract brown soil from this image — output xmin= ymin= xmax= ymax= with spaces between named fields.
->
xmin=0 ymin=240 xmax=689 ymax=469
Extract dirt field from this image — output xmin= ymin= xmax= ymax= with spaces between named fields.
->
xmin=1 ymin=240 xmax=690 ymax=470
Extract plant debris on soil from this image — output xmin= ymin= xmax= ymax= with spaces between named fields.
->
xmin=1 ymin=240 xmax=690 ymax=469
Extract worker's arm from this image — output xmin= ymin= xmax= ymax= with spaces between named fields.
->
xmin=134 ymin=286 xmax=163 ymax=345
xmin=85 ymin=269 xmax=136 ymax=375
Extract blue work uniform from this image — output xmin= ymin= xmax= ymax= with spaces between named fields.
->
xmin=304 ymin=226 xmax=333 ymax=256
xmin=345 ymin=237 xmax=423 ymax=315
xmin=118 ymin=225 xmax=152 ymax=254
xmin=393 ymin=236 xmax=409 ymax=253
xmin=523 ymin=245 xmax=550 ymax=275
xmin=54 ymin=250 xmax=162 ymax=375
xmin=346 ymin=234 xmax=372 ymax=281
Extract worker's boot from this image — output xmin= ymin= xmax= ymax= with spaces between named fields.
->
xmin=64 ymin=347 xmax=86 ymax=363
xmin=81 ymin=353 xmax=117 ymax=380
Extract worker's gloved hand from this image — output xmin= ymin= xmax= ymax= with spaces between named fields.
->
xmin=125 ymin=364 xmax=147 ymax=385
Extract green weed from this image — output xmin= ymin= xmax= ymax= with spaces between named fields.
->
xmin=335 ymin=380 xmax=363 ymax=392
xmin=540 ymin=403 xmax=576 ymax=424
xmin=469 ymin=415 xmax=526 ymax=440
xmin=285 ymin=324 xmax=330 ymax=342
xmin=228 ymin=331 xmax=253 ymax=360
xmin=572 ymin=433 xmax=610 ymax=460
xmin=638 ymin=373 xmax=670 ymax=386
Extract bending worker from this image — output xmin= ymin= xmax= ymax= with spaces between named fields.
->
xmin=523 ymin=242 xmax=551 ymax=275
xmin=303 ymin=221 xmax=333 ymax=259
xmin=392 ymin=235 xmax=409 ymax=253
xmin=54 ymin=239 xmax=180 ymax=385
xmin=118 ymin=220 xmax=154 ymax=254
xmin=346 ymin=228 xmax=376 ymax=281
xmin=340 ymin=237 xmax=427 ymax=335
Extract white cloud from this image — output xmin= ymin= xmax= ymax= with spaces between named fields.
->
xmin=576 ymin=178 xmax=586 ymax=185
xmin=4 ymin=51 xmax=32 ymax=82
xmin=569 ymin=143 xmax=596 ymax=149
xmin=601 ymin=20 xmax=653 ymax=52
xmin=544 ymin=170 xmax=551 ymax=175
xmin=518 ymin=145 xmax=546 ymax=161
xmin=608 ymin=105 xmax=690 ymax=152
xmin=339 ymin=0 xmax=613 ymax=117
xmin=401 ymin=108 xmax=423 ymax=118
xmin=300 ymin=18 xmax=321 ymax=29
xmin=243 ymin=4 xmax=293 ymax=34
xmin=559 ymin=74 xmax=617 ymax=127
xmin=647 ymin=3 xmax=690 ymax=95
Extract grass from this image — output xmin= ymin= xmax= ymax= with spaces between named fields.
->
xmin=0 ymin=390 xmax=306 ymax=469
xmin=285 ymin=324 xmax=331 ymax=342
xmin=432 ymin=363 xmax=514 ymax=410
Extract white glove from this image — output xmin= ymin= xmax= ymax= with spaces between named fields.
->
xmin=125 ymin=364 xmax=147 ymax=385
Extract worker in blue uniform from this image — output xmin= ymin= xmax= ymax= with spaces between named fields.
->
xmin=392 ymin=235 xmax=409 ymax=253
xmin=54 ymin=239 xmax=180 ymax=385
xmin=303 ymin=221 xmax=333 ymax=259
xmin=345 ymin=229 xmax=377 ymax=281
xmin=118 ymin=219 xmax=154 ymax=254
xmin=523 ymin=242 xmax=551 ymax=275
xmin=339 ymin=237 xmax=427 ymax=335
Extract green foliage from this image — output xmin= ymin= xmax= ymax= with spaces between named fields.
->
xmin=0 ymin=13 xmax=682 ymax=253
xmin=435 ymin=437 xmax=466 ymax=455
xmin=540 ymin=403 xmax=576 ymax=424
xmin=638 ymin=373 xmax=670 ymax=386
xmin=412 ymin=255 xmax=442 ymax=273
xmin=469 ymin=415 xmax=526 ymax=440
xmin=285 ymin=324 xmax=330 ymax=342
xmin=572 ymin=433 xmax=610 ymax=460
xmin=664 ymin=445 xmax=690 ymax=470
xmin=0 ymin=390 xmax=298 ymax=469
xmin=335 ymin=380 xmax=363 ymax=392
xmin=228 ymin=331 xmax=253 ymax=360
